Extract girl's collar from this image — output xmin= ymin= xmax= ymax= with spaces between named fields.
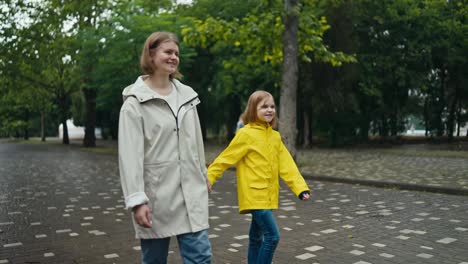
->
xmin=248 ymin=121 xmax=272 ymax=129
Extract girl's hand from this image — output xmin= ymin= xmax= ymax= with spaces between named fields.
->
xmin=299 ymin=191 xmax=310 ymax=201
xmin=133 ymin=204 xmax=152 ymax=228
xmin=207 ymin=181 xmax=212 ymax=193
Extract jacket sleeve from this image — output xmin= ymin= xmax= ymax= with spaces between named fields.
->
xmin=194 ymin=107 xmax=207 ymax=179
xmin=207 ymin=130 xmax=249 ymax=185
xmin=118 ymin=104 xmax=149 ymax=210
xmin=278 ymin=140 xmax=310 ymax=197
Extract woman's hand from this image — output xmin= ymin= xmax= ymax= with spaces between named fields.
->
xmin=133 ymin=204 xmax=152 ymax=228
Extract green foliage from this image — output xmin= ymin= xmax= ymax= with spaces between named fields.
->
xmin=350 ymin=0 xmax=467 ymax=140
xmin=180 ymin=0 xmax=355 ymax=139
xmin=182 ymin=1 xmax=354 ymax=68
xmin=0 ymin=0 xmax=79 ymax=140
xmin=0 ymin=0 xmax=466 ymax=145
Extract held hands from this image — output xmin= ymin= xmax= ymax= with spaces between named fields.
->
xmin=301 ymin=193 xmax=310 ymax=201
xmin=207 ymin=181 xmax=212 ymax=193
xmin=133 ymin=204 xmax=152 ymax=228
xmin=299 ymin=191 xmax=311 ymax=201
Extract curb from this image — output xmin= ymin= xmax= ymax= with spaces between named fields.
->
xmin=302 ymin=173 xmax=468 ymax=196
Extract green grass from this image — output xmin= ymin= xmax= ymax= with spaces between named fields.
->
xmin=1 ymin=138 xmax=119 ymax=156
xmin=2 ymin=138 xmax=54 ymax=144
xmin=376 ymin=149 xmax=468 ymax=159
xmin=84 ymin=146 xmax=118 ymax=156
xmin=4 ymin=138 xmax=467 ymax=159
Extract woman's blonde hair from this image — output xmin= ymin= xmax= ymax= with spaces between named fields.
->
xmin=140 ymin=31 xmax=182 ymax=79
xmin=242 ymin=90 xmax=277 ymax=128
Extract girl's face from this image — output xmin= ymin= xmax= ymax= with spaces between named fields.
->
xmin=151 ymin=41 xmax=179 ymax=75
xmin=256 ymin=96 xmax=276 ymax=123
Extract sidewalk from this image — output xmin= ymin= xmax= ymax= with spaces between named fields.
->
xmin=16 ymin=137 xmax=468 ymax=195
xmin=1 ymin=141 xmax=467 ymax=264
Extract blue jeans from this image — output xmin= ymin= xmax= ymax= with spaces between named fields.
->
xmin=141 ymin=229 xmax=212 ymax=264
xmin=248 ymin=210 xmax=280 ymax=264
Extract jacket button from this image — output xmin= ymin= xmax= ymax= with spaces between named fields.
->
xmin=173 ymin=128 xmax=176 ymax=132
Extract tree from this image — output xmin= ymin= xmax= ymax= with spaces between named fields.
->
xmin=0 ymin=0 xmax=79 ymax=143
xmin=280 ymin=0 xmax=300 ymax=156
xmin=47 ymin=0 xmax=114 ymax=147
xmin=182 ymin=0 xmax=354 ymax=144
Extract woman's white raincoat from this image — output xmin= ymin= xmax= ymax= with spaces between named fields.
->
xmin=118 ymin=76 xmax=209 ymax=239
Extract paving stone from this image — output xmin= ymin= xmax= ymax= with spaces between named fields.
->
xmin=436 ymin=237 xmax=458 ymax=244
xmin=295 ymin=252 xmax=316 ymax=260
xmin=0 ymin=142 xmax=467 ymax=264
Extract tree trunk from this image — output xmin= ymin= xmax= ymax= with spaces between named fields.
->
xmin=57 ymin=93 xmax=70 ymax=144
xmin=303 ymin=110 xmax=310 ymax=147
xmin=62 ymin=118 xmax=69 ymax=145
xmin=380 ymin=115 xmax=389 ymax=137
xmin=436 ymin=68 xmax=446 ymax=137
xmin=279 ymin=0 xmax=299 ymax=159
xmin=41 ymin=112 xmax=46 ymax=142
xmin=227 ymin=93 xmax=241 ymax=141
xmin=23 ymin=128 xmax=29 ymax=140
xmin=423 ymin=98 xmax=429 ymax=137
xmin=83 ymin=88 xmax=97 ymax=147
xmin=390 ymin=113 xmax=398 ymax=136
xmin=446 ymin=78 xmax=459 ymax=140
xmin=447 ymin=97 xmax=456 ymax=141
xmin=199 ymin=93 xmax=207 ymax=140
xmin=456 ymin=100 xmax=461 ymax=137
xmin=23 ymin=109 xmax=29 ymax=140
xmin=359 ymin=118 xmax=370 ymax=142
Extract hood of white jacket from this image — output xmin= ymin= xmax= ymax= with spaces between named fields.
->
xmin=122 ymin=76 xmax=198 ymax=104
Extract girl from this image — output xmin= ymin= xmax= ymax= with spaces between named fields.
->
xmin=207 ymin=90 xmax=310 ymax=264
xmin=118 ymin=31 xmax=212 ymax=264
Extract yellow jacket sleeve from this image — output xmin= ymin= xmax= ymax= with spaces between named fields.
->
xmin=207 ymin=130 xmax=249 ymax=185
xmin=278 ymin=141 xmax=310 ymax=197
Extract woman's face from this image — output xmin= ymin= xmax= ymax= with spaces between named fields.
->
xmin=151 ymin=41 xmax=179 ymax=75
xmin=256 ymin=96 xmax=276 ymax=123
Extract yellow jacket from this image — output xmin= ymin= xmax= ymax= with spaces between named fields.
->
xmin=208 ymin=122 xmax=310 ymax=214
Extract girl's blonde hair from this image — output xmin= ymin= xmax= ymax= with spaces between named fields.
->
xmin=140 ymin=31 xmax=182 ymax=79
xmin=242 ymin=90 xmax=278 ymax=128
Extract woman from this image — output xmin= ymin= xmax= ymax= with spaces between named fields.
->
xmin=118 ymin=31 xmax=212 ymax=264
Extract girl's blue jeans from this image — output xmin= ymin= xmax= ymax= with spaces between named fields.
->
xmin=141 ymin=229 xmax=212 ymax=264
xmin=248 ymin=210 xmax=280 ymax=264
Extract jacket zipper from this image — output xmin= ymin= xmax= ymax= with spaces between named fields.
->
xmin=162 ymin=96 xmax=198 ymax=161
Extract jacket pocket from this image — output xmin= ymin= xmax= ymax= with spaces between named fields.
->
xmin=143 ymin=167 xmax=162 ymax=194
xmin=249 ymin=182 xmax=268 ymax=189
xmin=143 ymin=161 xmax=174 ymax=198
xmin=248 ymin=182 xmax=269 ymax=201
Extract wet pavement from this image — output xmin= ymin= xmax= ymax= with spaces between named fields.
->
xmin=297 ymin=149 xmax=468 ymax=194
xmin=0 ymin=141 xmax=467 ymax=263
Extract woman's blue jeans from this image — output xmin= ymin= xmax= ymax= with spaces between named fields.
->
xmin=141 ymin=229 xmax=212 ymax=264
xmin=248 ymin=210 xmax=280 ymax=264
